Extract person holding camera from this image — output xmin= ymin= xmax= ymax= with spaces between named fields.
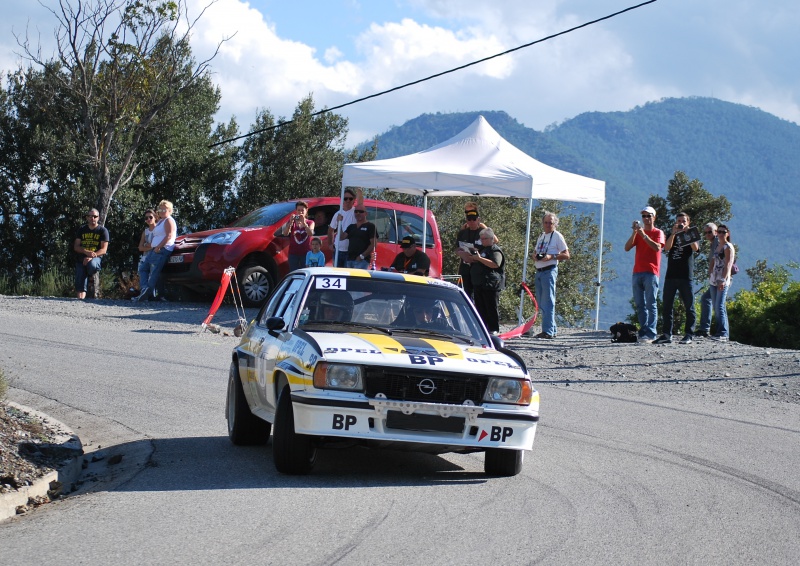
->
xmin=654 ymin=212 xmax=700 ymax=344
xmin=282 ymin=201 xmax=315 ymax=271
xmin=624 ymin=205 xmax=665 ymax=343
xmin=530 ymin=212 xmax=570 ymax=339
xmin=465 ymin=227 xmax=505 ymax=334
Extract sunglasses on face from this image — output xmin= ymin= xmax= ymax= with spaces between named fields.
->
xmin=717 ymin=230 xmax=728 ymax=234
xmin=87 ymin=215 xmax=99 ymax=218
xmin=641 ymin=214 xmax=652 ymax=218
xmin=343 ymin=196 xmax=354 ymax=201
xmin=704 ymin=230 xmax=714 ymax=235
xmin=145 ymin=216 xmax=154 ymax=220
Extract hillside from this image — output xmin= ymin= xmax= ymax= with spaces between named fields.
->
xmin=356 ymin=97 xmax=800 ymax=324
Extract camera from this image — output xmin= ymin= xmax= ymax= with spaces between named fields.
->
xmin=677 ymin=223 xmax=685 ymax=230
xmin=633 ymin=220 xmax=641 ymax=229
xmin=536 ymin=253 xmax=546 ymax=260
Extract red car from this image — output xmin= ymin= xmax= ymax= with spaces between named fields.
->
xmin=163 ymin=197 xmax=443 ymax=306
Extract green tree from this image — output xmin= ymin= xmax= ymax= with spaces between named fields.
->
xmin=238 ymin=95 xmax=377 ymax=217
xmin=430 ymin=197 xmax=613 ymax=326
xmin=17 ymin=0 xmax=224 ymax=226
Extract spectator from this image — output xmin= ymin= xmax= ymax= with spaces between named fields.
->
xmin=339 ymin=205 xmax=376 ymax=269
xmin=305 ymin=237 xmax=326 ymax=268
xmin=655 ymin=212 xmax=700 ymax=344
xmin=134 ymin=200 xmax=176 ymax=302
xmin=312 ymin=209 xmax=329 ymax=236
xmin=624 ymin=205 xmax=665 ymax=343
xmin=73 ymin=208 xmax=109 ymax=299
xmin=282 ymin=201 xmax=315 ymax=271
xmin=136 ymin=209 xmax=157 ymax=293
xmin=695 ymin=223 xmax=718 ymax=338
xmin=327 ymin=188 xmax=363 ymax=267
xmin=531 ymin=211 xmax=570 ymax=339
xmin=707 ymin=224 xmax=735 ymax=341
xmin=454 ymin=208 xmax=484 ymax=300
xmin=466 ymin=227 xmax=505 ymax=334
xmin=390 ymin=236 xmax=430 ymax=276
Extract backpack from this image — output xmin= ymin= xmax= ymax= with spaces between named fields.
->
xmin=610 ymin=322 xmax=638 ymax=343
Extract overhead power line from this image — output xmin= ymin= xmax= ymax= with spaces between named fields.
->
xmin=210 ymin=0 xmax=657 ymax=148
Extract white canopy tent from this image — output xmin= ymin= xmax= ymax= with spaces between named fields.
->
xmin=341 ymin=116 xmax=607 ymax=329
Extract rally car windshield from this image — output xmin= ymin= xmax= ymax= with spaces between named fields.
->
xmin=298 ymin=277 xmax=489 ymax=346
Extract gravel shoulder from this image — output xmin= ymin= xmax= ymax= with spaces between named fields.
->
xmin=2 ymin=294 xmax=799 ymax=512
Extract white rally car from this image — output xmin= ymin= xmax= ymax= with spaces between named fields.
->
xmin=226 ymin=267 xmax=539 ymax=476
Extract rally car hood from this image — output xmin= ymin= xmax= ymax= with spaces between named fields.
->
xmin=310 ymin=331 xmax=526 ymax=379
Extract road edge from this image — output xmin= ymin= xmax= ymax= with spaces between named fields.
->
xmin=0 ymin=402 xmax=84 ymax=522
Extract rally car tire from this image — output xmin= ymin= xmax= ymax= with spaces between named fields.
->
xmin=273 ymin=385 xmax=317 ymax=475
xmin=484 ymin=448 xmax=524 ymax=477
xmin=226 ymin=362 xmax=271 ymax=445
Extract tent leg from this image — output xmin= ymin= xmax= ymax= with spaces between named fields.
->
xmin=594 ymin=202 xmax=605 ymax=331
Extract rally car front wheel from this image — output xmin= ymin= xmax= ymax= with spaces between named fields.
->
xmin=273 ymin=385 xmax=317 ymax=475
xmin=484 ymin=448 xmax=524 ymax=477
xmin=226 ymin=362 xmax=271 ymax=445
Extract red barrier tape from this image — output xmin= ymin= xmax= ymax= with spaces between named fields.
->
xmin=498 ymin=282 xmax=538 ymax=340
xmin=201 ymin=269 xmax=233 ymax=327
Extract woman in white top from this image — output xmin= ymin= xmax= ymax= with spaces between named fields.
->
xmin=707 ymin=224 xmax=735 ymax=340
xmin=134 ymin=200 xmax=177 ymax=302
xmin=136 ymin=209 xmax=157 ymax=294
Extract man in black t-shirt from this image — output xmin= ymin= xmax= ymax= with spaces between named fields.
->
xmin=340 ymin=206 xmax=376 ymax=269
xmin=73 ymin=208 xmax=110 ymax=299
xmin=654 ymin=212 xmax=700 ymax=344
xmin=454 ymin=209 xmax=484 ymax=299
xmin=390 ymin=236 xmax=430 ymax=276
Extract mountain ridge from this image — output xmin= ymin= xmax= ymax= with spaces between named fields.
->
xmin=354 ymin=97 xmax=800 ymax=323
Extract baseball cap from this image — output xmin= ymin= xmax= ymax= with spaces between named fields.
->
xmin=641 ymin=206 xmax=656 ymax=216
xmin=400 ymin=235 xmax=416 ymax=248
xmin=465 ymin=210 xmax=479 ymax=220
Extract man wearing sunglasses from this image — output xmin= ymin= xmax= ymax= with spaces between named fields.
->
xmin=339 ymin=206 xmax=376 ymax=269
xmin=73 ymin=208 xmax=110 ymax=299
xmin=624 ymin=205 xmax=665 ymax=343
xmin=327 ymin=188 xmax=364 ymax=267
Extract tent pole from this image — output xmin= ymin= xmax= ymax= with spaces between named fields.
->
xmin=422 ymin=191 xmax=429 ymax=248
xmin=519 ymin=194 xmax=535 ymax=325
xmin=594 ymin=202 xmax=605 ymax=330
xmin=333 ymin=187 xmax=347 ymax=267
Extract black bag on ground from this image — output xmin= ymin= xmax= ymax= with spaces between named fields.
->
xmin=610 ymin=322 xmax=638 ymax=343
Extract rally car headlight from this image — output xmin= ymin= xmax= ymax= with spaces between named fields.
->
xmin=313 ymin=363 xmax=364 ymax=391
xmin=201 ymin=231 xmax=240 ymax=245
xmin=483 ymin=378 xmax=533 ymax=405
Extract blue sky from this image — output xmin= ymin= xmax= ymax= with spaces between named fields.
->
xmin=2 ymin=0 xmax=798 ymax=145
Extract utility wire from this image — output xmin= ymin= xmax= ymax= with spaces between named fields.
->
xmin=210 ymin=0 xmax=657 ymax=148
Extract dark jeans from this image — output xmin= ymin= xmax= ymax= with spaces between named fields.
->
xmin=662 ymin=277 xmax=695 ymax=336
xmin=473 ymin=287 xmax=500 ymax=333
xmin=459 ymin=263 xmax=473 ymax=300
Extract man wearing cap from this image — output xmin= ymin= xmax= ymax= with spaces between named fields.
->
xmin=454 ymin=208 xmax=484 ymax=300
xmin=624 ymin=205 xmax=665 ymax=343
xmin=390 ymin=236 xmax=430 ymax=276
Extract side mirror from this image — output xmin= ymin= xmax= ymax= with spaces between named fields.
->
xmin=490 ymin=334 xmax=505 ymax=350
xmin=266 ymin=316 xmax=285 ymax=336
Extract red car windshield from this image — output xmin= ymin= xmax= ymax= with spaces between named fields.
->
xmin=232 ymin=202 xmax=297 ymax=227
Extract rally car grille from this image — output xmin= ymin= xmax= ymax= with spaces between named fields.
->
xmin=364 ymin=368 xmax=488 ymax=405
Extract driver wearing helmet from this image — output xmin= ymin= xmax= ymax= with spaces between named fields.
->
xmin=316 ymin=290 xmax=354 ymax=322
xmin=410 ymin=298 xmax=448 ymax=330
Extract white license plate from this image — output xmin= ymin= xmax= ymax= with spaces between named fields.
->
xmin=169 ymin=255 xmax=184 ymax=264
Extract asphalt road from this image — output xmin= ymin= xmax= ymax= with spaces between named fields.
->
xmin=1 ymin=297 xmax=799 ymax=565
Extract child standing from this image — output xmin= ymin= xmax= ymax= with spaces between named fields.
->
xmin=305 ymin=237 xmax=326 ymax=267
